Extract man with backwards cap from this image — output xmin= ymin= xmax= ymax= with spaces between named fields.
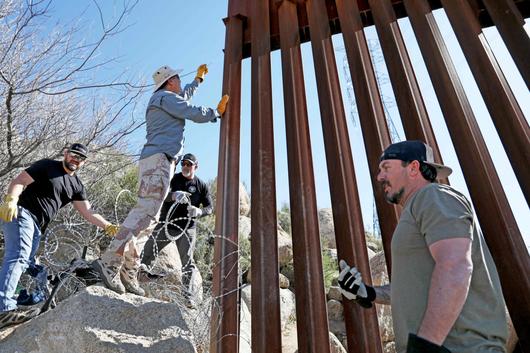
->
xmin=338 ymin=141 xmax=507 ymax=353
xmin=141 ymin=152 xmax=213 ymax=307
xmin=0 ymin=143 xmax=119 ymax=328
xmin=93 ymin=64 xmax=229 ymax=296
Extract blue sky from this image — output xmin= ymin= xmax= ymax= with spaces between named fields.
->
xmin=51 ymin=0 xmax=529 ymax=247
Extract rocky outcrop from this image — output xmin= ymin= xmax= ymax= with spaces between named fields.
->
xmin=141 ymin=241 xmax=187 ymax=302
xmin=239 ymin=298 xmax=252 ymax=353
xmin=239 ymin=183 xmax=250 ymax=217
xmin=329 ymin=332 xmax=348 ymax=353
xmin=0 ymin=286 xmax=197 ymax=353
xmin=277 ymin=229 xmax=293 ymax=267
xmin=286 ymin=331 xmax=347 ymax=353
xmin=240 ymin=285 xmax=297 ymax=332
xmin=369 ymin=252 xmax=394 ymax=348
xmin=318 ymin=208 xmax=336 ymax=248
xmin=142 ymin=240 xmax=182 ymax=278
xmin=239 ymin=215 xmax=251 ymax=241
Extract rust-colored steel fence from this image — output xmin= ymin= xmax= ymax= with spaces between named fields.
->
xmin=210 ymin=1 xmax=530 ymax=352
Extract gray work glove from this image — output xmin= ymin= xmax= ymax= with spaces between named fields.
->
xmin=187 ymin=205 xmax=203 ymax=218
xmin=170 ymin=191 xmax=190 ymax=204
xmin=338 ymin=260 xmax=376 ymax=308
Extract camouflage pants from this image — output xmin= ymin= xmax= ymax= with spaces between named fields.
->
xmin=101 ymin=153 xmax=175 ymax=270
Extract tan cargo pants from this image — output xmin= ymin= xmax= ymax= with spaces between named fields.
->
xmin=101 ymin=153 xmax=175 ymax=270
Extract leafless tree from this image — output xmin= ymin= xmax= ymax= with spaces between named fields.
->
xmin=0 ymin=0 xmax=149 ymax=189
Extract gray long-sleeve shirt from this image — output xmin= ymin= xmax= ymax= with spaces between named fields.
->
xmin=140 ymin=80 xmax=219 ymax=161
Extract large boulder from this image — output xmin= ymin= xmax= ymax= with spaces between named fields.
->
xmin=239 ymin=216 xmax=292 ymax=268
xmin=286 ymin=331 xmax=347 ymax=353
xmin=239 ymin=183 xmax=250 ymax=217
xmin=244 ymin=270 xmax=290 ymax=290
xmin=239 ymin=215 xmax=251 ymax=241
xmin=327 ymin=286 xmax=342 ymax=302
xmin=239 ymin=298 xmax=252 ymax=353
xmin=240 ymin=285 xmax=296 ymax=332
xmin=327 ymin=299 xmax=344 ymax=321
xmin=279 ymin=273 xmax=290 ymax=289
xmin=369 ymin=251 xmax=394 ymax=345
xmin=240 ymin=285 xmax=252 ymax=310
xmin=140 ymin=241 xmax=188 ymax=302
xmin=279 ymin=288 xmax=297 ymax=330
xmin=369 ymin=251 xmax=388 ymax=287
xmin=0 ymin=286 xmax=197 ymax=353
xmin=145 ymin=239 xmax=182 ymax=276
xmin=329 ymin=331 xmax=347 ymax=353
xmin=318 ymin=208 xmax=336 ymax=248
xmin=277 ymin=229 xmax=293 ymax=267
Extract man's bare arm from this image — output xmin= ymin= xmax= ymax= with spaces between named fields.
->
xmin=73 ymin=200 xmax=111 ymax=229
xmin=6 ymin=171 xmax=34 ymax=197
xmin=417 ymin=237 xmax=473 ymax=345
xmin=374 ymin=284 xmax=391 ymax=305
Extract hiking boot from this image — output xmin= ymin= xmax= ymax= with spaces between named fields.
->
xmin=0 ymin=307 xmax=40 ymax=329
xmin=120 ymin=267 xmax=145 ymax=296
xmin=92 ymin=259 xmax=125 ymax=294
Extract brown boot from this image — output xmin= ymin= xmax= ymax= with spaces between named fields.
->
xmin=120 ymin=267 xmax=145 ymax=296
xmin=92 ymin=259 xmax=125 ymax=294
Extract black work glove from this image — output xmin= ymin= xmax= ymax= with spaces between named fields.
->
xmin=338 ymin=260 xmax=376 ymax=308
xmin=407 ymin=334 xmax=451 ymax=353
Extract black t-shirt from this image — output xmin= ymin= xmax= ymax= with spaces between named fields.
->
xmin=18 ymin=159 xmax=87 ymax=231
xmin=159 ymin=172 xmax=213 ymax=229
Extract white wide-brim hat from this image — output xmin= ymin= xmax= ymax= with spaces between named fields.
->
xmin=152 ymin=65 xmax=183 ymax=92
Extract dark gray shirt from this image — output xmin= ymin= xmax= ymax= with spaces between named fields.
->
xmin=391 ymin=183 xmax=507 ymax=353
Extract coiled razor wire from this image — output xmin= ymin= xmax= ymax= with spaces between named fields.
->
xmin=0 ymin=188 xmax=252 ymax=349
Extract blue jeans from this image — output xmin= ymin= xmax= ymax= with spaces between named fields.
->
xmin=0 ymin=207 xmax=42 ymax=312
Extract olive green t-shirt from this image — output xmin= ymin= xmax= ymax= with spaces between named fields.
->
xmin=391 ymin=183 xmax=507 ymax=353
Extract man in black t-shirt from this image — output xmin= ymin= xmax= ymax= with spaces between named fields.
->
xmin=141 ymin=153 xmax=212 ymax=306
xmin=0 ymin=143 xmax=118 ymax=329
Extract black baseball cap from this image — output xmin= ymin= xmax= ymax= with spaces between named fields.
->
xmin=380 ymin=140 xmax=452 ymax=179
xmin=182 ymin=153 xmax=197 ymax=165
xmin=68 ymin=143 xmax=89 ymax=158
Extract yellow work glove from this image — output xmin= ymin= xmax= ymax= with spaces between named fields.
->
xmin=195 ymin=64 xmax=208 ymax=82
xmin=0 ymin=195 xmax=18 ymax=223
xmin=104 ymin=224 xmax=119 ymax=237
xmin=217 ymin=95 xmax=230 ymax=116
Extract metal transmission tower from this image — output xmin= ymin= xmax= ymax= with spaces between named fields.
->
xmin=339 ymin=40 xmax=402 ymax=238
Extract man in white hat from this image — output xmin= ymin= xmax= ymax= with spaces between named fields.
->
xmin=93 ymin=64 xmax=229 ymax=296
xmin=337 ymin=141 xmax=507 ymax=353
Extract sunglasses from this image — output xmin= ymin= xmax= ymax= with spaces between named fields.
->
xmin=181 ymin=161 xmax=194 ymax=167
xmin=69 ymin=153 xmax=86 ymax=162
